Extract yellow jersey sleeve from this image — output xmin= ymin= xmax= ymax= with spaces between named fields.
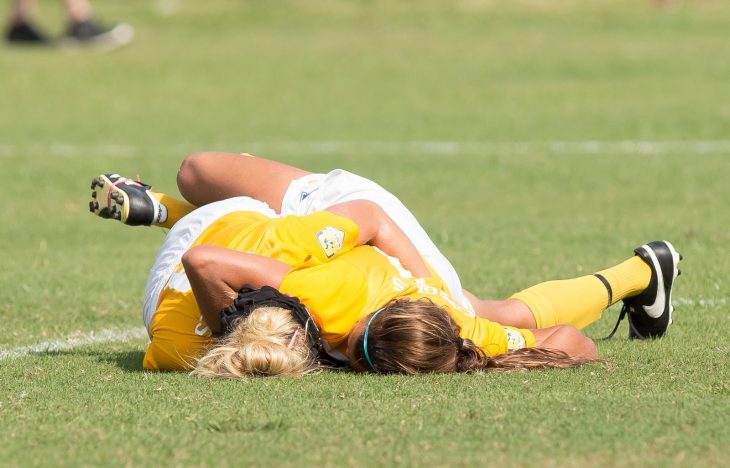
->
xmin=450 ymin=309 xmax=536 ymax=356
xmin=275 ymin=211 xmax=361 ymax=266
xmin=202 ymin=210 xmax=360 ymax=268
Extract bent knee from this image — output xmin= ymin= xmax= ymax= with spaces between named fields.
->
xmin=177 ymin=152 xmax=209 ymax=188
xmin=177 ymin=152 xmax=223 ymax=201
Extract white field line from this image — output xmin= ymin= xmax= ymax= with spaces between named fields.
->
xmin=0 ymin=296 xmax=724 ymax=361
xmin=674 ymin=297 xmax=727 ymax=307
xmin=1 ymin=140 xmax=730 ymax=158
xmin=0 ymin=327 xmax=148 ymax=361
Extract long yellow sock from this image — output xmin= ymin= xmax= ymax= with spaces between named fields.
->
xmin=151 ymin=192 xmax=197 ymax=229
xmin=594 ymin=256 xmax=651 ymax=305
xmin=510 ymin=256 xmax=651 ymax=329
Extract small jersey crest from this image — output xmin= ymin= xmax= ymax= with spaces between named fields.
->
xmin=503 ymin=327 xmax=526 ymax=352
xmin=316 ymin=226 xmax=345 ymax=258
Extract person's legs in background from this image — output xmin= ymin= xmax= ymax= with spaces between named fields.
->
xmin=5 ymin=0 xmax=49 ymax=43
xmin=5 ymin=0 xmax=133 ymax=48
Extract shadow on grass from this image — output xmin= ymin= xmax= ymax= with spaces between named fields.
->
xmin=33 ymin=349 xmax=146 ymax=372
xmin=89 ymin=349 xmax=146 ymax=372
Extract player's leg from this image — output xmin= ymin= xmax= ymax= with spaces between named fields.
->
xmin=177 ymin=152 xmax=311 ymax=212
xmin=472 ymin=241 xmax=682 ymax=339
xmin=8 ymin=0 xmax=34 ymax=24
xmin=63 ymin=0 xmax=90 ymax=22
xmin=6 ymin=0 xmax=51 ymax=44
xmin=510 ymin=255 xmax=652 ymax=330
xmin=464 ymin=291 xmax=537 ymax=328
xmin=467 ymin=268 xmax=626 ymax=331
xmin=90 ymin=174 xmax=195 ymax=229
xmin=519 ymin=242 xmax=682 ymax=339
xmin=88 ymin=150 xmax=304 ymax=228
xmin=61 ymin=0 xmax=134 ymax=50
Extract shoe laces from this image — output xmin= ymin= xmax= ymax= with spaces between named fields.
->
xmin=600 ymin=305 xmax=628 ymax=340
xmin=600 ymin=303 xmax=647 ymax=340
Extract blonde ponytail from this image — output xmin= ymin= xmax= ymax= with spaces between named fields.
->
xmin=192 ymin=306 xmax=318 ymax=379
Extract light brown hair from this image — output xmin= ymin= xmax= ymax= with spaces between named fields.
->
xmin=351 ymin=299 xmax=595 ymax=374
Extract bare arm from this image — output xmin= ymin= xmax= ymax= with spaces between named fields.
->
xmin=531 ymin=325 xmax=598 ymax=359
xmin=326 ymin=200 xmax=431 ymax=278
xmin=181 ymin=245 xmax=292 ymax=334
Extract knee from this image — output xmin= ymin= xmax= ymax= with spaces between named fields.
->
xmin=177 ymin=152 xmax=210 ymax=194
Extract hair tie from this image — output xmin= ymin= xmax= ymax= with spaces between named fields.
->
xmin=287 ymin=329 xmax=301 ymax=350
xmin=456 ymin=337 xmax=465 ymax=350
xmin=363 ymin=307 xmax=385 ymax=371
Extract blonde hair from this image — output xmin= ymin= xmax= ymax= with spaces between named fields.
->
xmin=351 ymin=299 xmax=596 ymax=374
xmin=191 ymin=306 xmax=318 ymax=379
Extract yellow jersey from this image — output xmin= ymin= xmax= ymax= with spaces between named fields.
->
xmin=143 ymin=210 xmax=535 ymax=370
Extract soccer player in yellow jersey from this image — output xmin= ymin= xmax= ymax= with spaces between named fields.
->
xmin=138 ymin=195 xmax=458 ymax=370
xmin=133 ymin=196 xmax=570 ymax=372
xmin=90 ymin=152 xmax=682 ymax=376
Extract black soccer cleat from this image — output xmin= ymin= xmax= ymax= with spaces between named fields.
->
xmin=5 ymin=21 xmax=51 ymax=44
xmin=89 ymin=174 xmax=164 ymax=226
xmin=622 ymin=240 xmax=682 ymax=339
xmin=602 ymin=241 xmax=682 ymax=340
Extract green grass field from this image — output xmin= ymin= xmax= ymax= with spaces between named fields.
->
xmin=1 ymin=1 xmax=729 ymax=466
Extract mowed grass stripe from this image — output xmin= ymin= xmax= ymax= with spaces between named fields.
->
xmin=2 ymin=140 xmax=730 ymax=159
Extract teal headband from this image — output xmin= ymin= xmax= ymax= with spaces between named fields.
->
xmin=362 ymin=307 xmax=385 ymax=371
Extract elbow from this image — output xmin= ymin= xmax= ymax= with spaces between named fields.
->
xmin=369 ymin=204 xmax=392 ymax=240
xmin=350 ymin=201 xmax=386 ymax=245
xmin=576 ymin=334 xmax=598 ymax=360
xmin=552 ymin=325 xmax=598 ymax=360
xmin=181 ymin=245 xmax=214 ymax=275
xmin=565 ymin=326 xmax=598 ymax=360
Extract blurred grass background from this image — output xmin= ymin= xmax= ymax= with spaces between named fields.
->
xmin=1 ymin=1 xmax=729 ymax=466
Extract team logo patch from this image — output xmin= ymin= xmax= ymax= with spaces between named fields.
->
xmin=503 ymin=327 xmax=526 ymax=352
xmin=316 ymin=226 xmax=345 ymax=258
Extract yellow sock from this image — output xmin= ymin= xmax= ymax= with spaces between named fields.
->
xmin=510 ymin=256 xmax=651 ymax=329
xmin=595 ymin=256 xmax=651 ymax=305
xmin=151 ymin=192 xmax=197 ymax=229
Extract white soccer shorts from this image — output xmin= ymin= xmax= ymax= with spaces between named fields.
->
xmin=281 ymin=169 xmax=473 ymax=314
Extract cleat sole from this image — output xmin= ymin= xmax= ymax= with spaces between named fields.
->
xmin=89 ymin=174 xmax=132 ymax=223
